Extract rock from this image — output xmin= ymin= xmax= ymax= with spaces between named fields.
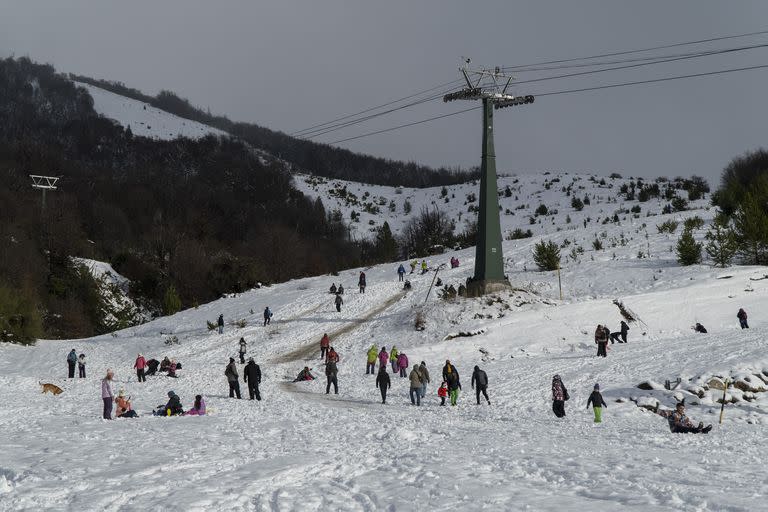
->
xmin=733 ymin=379 xmax=767 ymax=393
xmin=707 ymin=377 xmax=726 ymax=391
xmin=636 ymin=381 xmax=656 ymax=390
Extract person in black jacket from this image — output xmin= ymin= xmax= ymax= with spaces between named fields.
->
xmin=155 ymin=390 xmax=183 ymax=416
xmin=325 ymin=360 xmax=339 ymax=394
xmin=471 ymin=365 xmax=490 ymax=405
xmin=243 ymin=358 xmax=262 ymax=401
xmin=375 ymin=366 xmax=391 ymax=404
xmin=442 ymin=360 xmax=458 ymax=382
xmin=145 ymin=358 xmax=160 ymax=376
xmin=334 ymin=294 xmax=343 ymax=312
xmin=552 ymin=375 xmax=568 ymax=418
xmin=610 ymin=321 xmax=630 ymax=344
xmin=586 ymin=383 xmax=607 ymax=423
xmin=217 ymin=314 xmax=224 ymax=334
xmin=225 ymin=358 xmax=241 ymax=399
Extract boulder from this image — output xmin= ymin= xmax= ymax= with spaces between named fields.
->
xmin=707 ymin=377 xmax=726 ymax=391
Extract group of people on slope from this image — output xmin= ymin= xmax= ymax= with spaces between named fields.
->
xmin=225 ymin=356 xmax=262 ymax=401
xmin=68 ymin=350 xmax=178 ymax=382
xmin=67 ymin=349 xmax=86 ymax=379
xmin=594 ymin=321 xmax=630 ymax=357
xmin=215 ymin=309 xmax=273 ymax=334
xmin=99 ymin=368 xmax=205 ymax=419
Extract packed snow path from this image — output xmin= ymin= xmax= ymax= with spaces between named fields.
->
xmin=2 ymin=236 xmax=768 ymax=510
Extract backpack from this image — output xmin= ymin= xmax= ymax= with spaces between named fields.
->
xmin=563 ymin=386 xmax=570 ymax=401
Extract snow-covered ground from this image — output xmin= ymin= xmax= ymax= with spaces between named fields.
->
xmin=76 ymin=82 xmax=227 ymax=140
xmin=2 ymin=198 xmax=767 ymax=510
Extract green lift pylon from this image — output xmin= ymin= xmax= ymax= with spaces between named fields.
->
xmin=442 ymin=62 xmax=535 ymax=297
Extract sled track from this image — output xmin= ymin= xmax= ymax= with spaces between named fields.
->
xmin=270 ymin=291 xmax=407 ymax=364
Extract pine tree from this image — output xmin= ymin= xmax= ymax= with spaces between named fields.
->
xmin=732 ymin=191 xmax=768 ymax=265
xmin=163 ymin=284 xmax=182 ymax=315
xmin=705 ymin=215 xmax=737 ymax=267
xmin=676 ymin=227 xmax=702 ymax=266
xmin=533 ymin=240 xmax=561 ymax=271
xmin=374 ymin=222 xmax=399 ymax=261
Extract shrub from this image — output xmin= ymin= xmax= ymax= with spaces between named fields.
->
xmin=533 ymin=240 xmax=561 ymax=271
xmin=671 ymin=197 xmax=688 ymax=212
xmin=592 ymin=239 xmax=603 ymax=251
xmin=683 ymin=216 xmax=705 ymax=231
xmin=535 ymin=204 xmax=549 ymax=216
xmin=162 ymin=285 xmax=182 ymax=316
xmin=676 ymin=228 xmax=702 ymax=265
xmin=657 ymin=220 xmax=678 ymax=234
xmin=571 ymin=197 xmax=584 ymax=211
xmin=0 ymin=283 xmax=43 ymax=344
xmin=507 ymin=228 xmax=533 ymax=240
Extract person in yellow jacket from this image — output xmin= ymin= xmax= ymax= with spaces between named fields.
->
xmin=389 ymin=346 xmax=399 ymax=373
xmin=366 ymin=345 xmax=378 ymax=375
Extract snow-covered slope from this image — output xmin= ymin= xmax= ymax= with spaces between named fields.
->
xmin=76 ymin=82 xmax=227 ymax=140
xmin=2 ymin=196 xmax=767 ymax=510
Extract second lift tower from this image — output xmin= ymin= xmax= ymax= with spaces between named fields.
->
xmin=444 ymin=63 xmax=534 ymax=297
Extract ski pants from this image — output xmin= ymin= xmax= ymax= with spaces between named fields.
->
xmin=597 ymin=342 xmax=607 ymax=357
xmin=218 ymin=325 xmax=224 ymax=334
xmin=335 ymin=303 xmax=341 ymax=312
xmin=440 ymin=396 xmax=446 ymax=406
xmin=326 ymin=376 xmax=338 ymax=394
xmin=366 ymin=362 xmax=375 ymax=374
xmin=449 ymin=389 xmax=459 ymax=406
xmin=391 ymin=361 xmax=398 ymax=373
xmin=553 ymin=400 xmax=566 ymax=418
xmin=593 ymin=406 xmax=603 ymax=423
xmin=264 ymin=317 xmax=270 ymax=326
xmin=379 ymin=387 xmax=387 ymax=404
xmin=740 ymin=320 xmax=749 ymax=329
xmin=321 ymin=346 xmax=329 ymax=360
xmin=399 ymin=367 xmax=407 ymax=378
xmin=136 ymin=369 xmax=146 ymax=382
xmin=103 ymin=397 xmax=113 ymax=420
xmin=672 ymin=426 xmax=704 ymax=434
xmin=475 ymin=385 xmax=489 ymax=404
xmin=239 ymin=352 xmax=246 ymax=364
xmin=229 ymin=380 xmax=241 ymax=399
xmin=78 ymin=365 xmax=86 ymax=378
xmin=398 ymin=273 xmax=404 ymax=282
xmin=410 ymin=388 xmax=421 ymax=406
xmin=68 ymin=361 xmax=76 ymax=378
xmin=248 ymin=381 xmax=261 ymax=401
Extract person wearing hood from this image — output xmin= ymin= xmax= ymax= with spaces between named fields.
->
xmin=471 ymin=365 xmax=490 ymax=405
xmin=217 ymin=314 xmax=224 ymax=334
xmin=418 ymin=361 xmax=430 ymax=399
xmin=263 ymin=307 xmax=272 ymax=326
xmin=389 ymin=346 xmax=399 ymax=373
xmin=78 ymin=353 xmax=86 ymax=378
xmin=378 ymin=346 xmax=389 ymax=372
xmin=366 ymin=344 xmax=378 ymax=375
xmin=101 ymin=369 xmax=114 ymax=419
xmin=325 ymin=359 xmax=339 ymax=395
xmin=293 ymin=367 xmax=315 ymax=382
xmin=67 ymin=349 xmax=77 ymax=378
xmin=409 ymin=364 xmax=423 ymax=406
xmin=552 ymin=375 xmax=568 ymax=418
xmin=158 ymin=390 xmax=183 ymax=416
xmin=397 ymin=352 xmax=409 ymax=378
xmin=397 ymin=264 xmax=405 ymax=282
xmin=326 ymin=347 xmax=339 ymax=364
xmin=586 ymin=383 xmax=607 ymax=423
xmin=239 ymin=338 xmax=247 ymax=364
xmin=134 ymin=353 xmax=146 ymax=382
xmin=737 ymin=308 xmax=749 ymax=329
xmin=375 ymin=366 xmax=391 ymax=404
xmin=225 ymin=358 xmax=241 ymax=399
xmin=595 ymin=325 xmax=609 ymax=357
xmin=184 ymin=395 xmax=206 ymax=416
xmin=320 ymin=333 xmax=330 ymax=361
xmin=244 ymin=358 xmax=262 ymax=401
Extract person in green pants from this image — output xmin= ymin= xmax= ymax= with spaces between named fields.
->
xmin=446 ymin=369 xmax=461 ymax=406
xmin=586 ymin=383 xmax=607 ymax=422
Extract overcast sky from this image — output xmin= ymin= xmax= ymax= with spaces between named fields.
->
xmin=2 ymin=1 xmax=768 ymax=183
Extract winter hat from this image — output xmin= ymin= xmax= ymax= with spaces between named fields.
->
xmin=118 ymin=389 xmax=125 ymax=397
xmin=168 ymin=391 xmax=175 ymax=398
xmin=421 ymin=361 xmax=426 ymax=366
xmin=594 ymin=383 xmax=600 ymax=390
xmin=229 ymin=357 xmax=235 ymax=363
xmin=553 ymin=374 xmax=561 ymax=381
xmin=248 ymin=357 xmax=254 ymax=363
xmin=474 ymin=365 xmax=479 ymax=371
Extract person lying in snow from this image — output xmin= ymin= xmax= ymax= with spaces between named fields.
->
xmin=293 ymin=367 xmax=315 ymax=382
xmin=657 ymin=402 xmax=712 ymax=434
xmin=145 ymin=359 xmax=160 ymax=376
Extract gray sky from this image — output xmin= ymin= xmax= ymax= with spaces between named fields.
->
xmin=2 ymin=1 xmax=768 ymax=184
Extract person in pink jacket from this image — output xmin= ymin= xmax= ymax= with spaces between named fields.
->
xmin=397 ymin=353 xmax=409 ymax=378
xmin=378 ymin=347 xmax=389 ymax=370
xmin=134 ymin=353 xmax=147 ymax=382
xmin=185 ymin=395 xmax=206 ymax=416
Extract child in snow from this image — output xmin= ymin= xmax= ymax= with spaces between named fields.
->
xmin=552 ymin=375 xmax=568 ymax=418
xmin=239 ymin=338 xmax=247 ymax=364
xmin=78 ymin=353 xmax=86 ymax=378
xmin=293 ymin=367 xmax=315 ymax=382
xmin=438 ymin=382 xmax=448 ymax=406
xmin=737 ymin=308 xmax=748 ymax=329
xmin=658 ymin=402 xmax=712 ymax=434
xmin=586 ymin=383 xmax=607 ymax=423
xmin=115 ymin=390 xmax=138 ymax=418
xmin=167 ymin=359 xmax=178 ymax=378
xmin=185 ymin=395 xmax=206 ymax=416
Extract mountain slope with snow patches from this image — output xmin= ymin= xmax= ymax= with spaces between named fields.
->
xmin=2 ymin=194 xmax=766 ymax=510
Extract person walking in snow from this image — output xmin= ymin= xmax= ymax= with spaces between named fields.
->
xmin=366 ymin=344 xmax=378 ymax=374
xmin=78 ymin=353 xmax=86 ymax=378
xmin=446 ymin=369 xmax=461 ymax=406
xmin=239 ymin=338 xmax=247 ymax=364
xmin=263 ymin=307 xmax=272 ymax=326
xmin=552 ymin=375 xmax=568 ymax=418
xmin=376 ymin=366 xmax=391 ymax=404
xmin=442 ymin=360 xmax=458 ymax=382
xmin=358 ymin=271 xmax=366 ymax=293
xmin=397 ymin=352 xmax=409 ymax=378
xmin=418 ymin=361 xmax=430 ymax=399
xmin=334 ymin=294 xmax=343 ymax=313
xmin=595 ymin=325 xmax=609 ymax=357
xmin=397 ymin=264 xmax=405 ymax=282
xmin=389 ymin=345 xmax=399 ymax=373
xmin=409 ymin=365 xmax=423 ymax=406
xmin=134 ymin=353 xmax=146 ymax=382
xmin=320 ymin=333 xmax=330 ymax=360
xmin=586 ymin=383 xmax=607 ymax=423
xmin=244 ymin=358 xmax=262 ymax=400
xmin=217 ymin=314 xmax=224 ymax=334
xmin=421 ymin=260 xmax=428 ymax=274
xmin=378 ymin=346 xmax=389 ymax=372
xmin=326 ymin=347 xmax=339 ymax=364
xmin=325 ymin=359 xmax=339 ymax=395
xmin=658 ymin=402 xmax=712 ymax=434
xmin=737 ymin=308 xmax=749 ymax=329
xmin=225 ymin=358 xmax=241 ymax=399
xmin=67 ymin=349 xmax=77 ymax=378
xmin=471 ymin=365 xmax=490 ymax=405
xmin=101 ymin=369 xmax=114 ymax=420
xmin=438 ymin=382 xmax=448 ymax=406
xmin=410 ymin=260 xmax=417 ymax=274
xmin=610 ymin=320 xmax=630 ymax=344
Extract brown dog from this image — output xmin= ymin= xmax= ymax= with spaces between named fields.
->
xmin=40 ymin=382 xmax=64 ymax=395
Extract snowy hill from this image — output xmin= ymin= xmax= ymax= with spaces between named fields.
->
xmin=2 ymin=197 xmax=767 ymax=510
xmin=76 ymin=82 xmax=228 ymax=140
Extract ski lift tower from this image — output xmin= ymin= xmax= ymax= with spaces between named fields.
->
xmin=444 ymin=61 xmax=534 ymax=297
xmin=29 ymin=175 xmax=59 ymax=214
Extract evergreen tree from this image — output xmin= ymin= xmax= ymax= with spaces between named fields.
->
xmin=532 ymin=240 xmax=561 ymax=271
xmin=374 ymin=222 xmax=399 ymax=262
xmin=732 ymin=190 xmax=768 ymax=265
xmin=676 ymin=227 xmax=702 ymax=266
xmin=705 ymin=215 xmax=737 ymax=267
xmin=163 ymin=284 xmax=182 ymax=315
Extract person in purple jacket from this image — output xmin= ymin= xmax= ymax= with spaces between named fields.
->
xmin=397 ymin=352 xmax=409 ymax=378
xmin=378 ymin=347 xmax=389 ymax=371
xmin=101 ymin=369 xmax=114 ymax=420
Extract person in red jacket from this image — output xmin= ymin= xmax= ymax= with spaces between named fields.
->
xmin=437 ymin=382 xmax=448 ymax=406
xmin=320 ymin=333 xmax=330 ymax=360
xmin=326 ymin=347 xmax=340 ymax=364
xmin=134 ymin=353 xmax=147 ymax=382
